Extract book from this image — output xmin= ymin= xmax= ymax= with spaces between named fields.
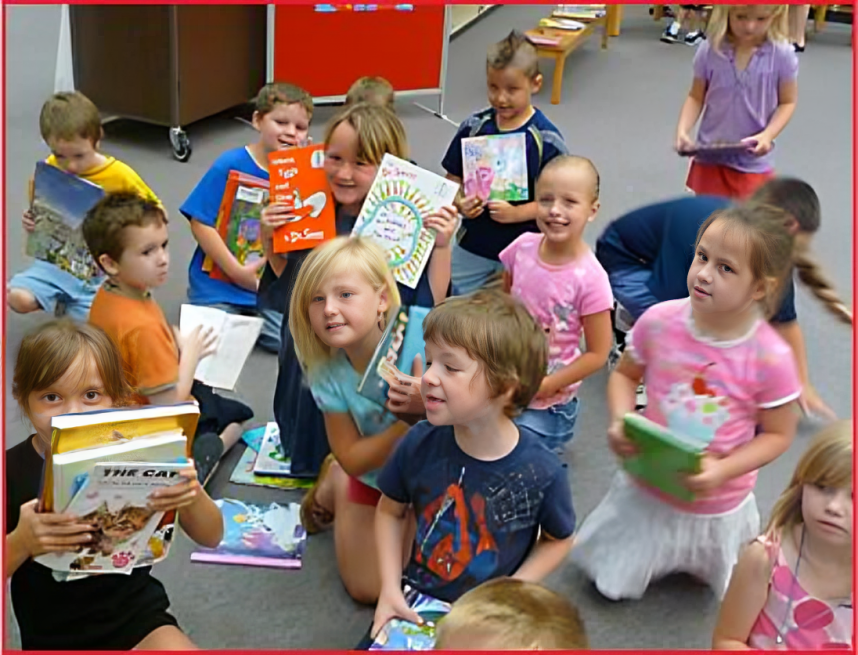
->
xmin=621 ymin=413 xmax=705 ymax=502
xmin=252 ymin=422 xmax=295 ymax=476
xmin=36 ymin=462 xmax=187 ymax=574
xmin=370 ymin=587 xmax=451 ymax=651
xmin=268 ymin=145 xmax=336 ymax=253
xmin=190 ymin=498 xmax=306 ymax=569
xmin=352 ymin=154 xmax=459 ymax=289
xmin=552 ymin=5 xmax=606 ymax=19
xmin=230 ymin=447 xmax=314 ymax=490
xmin=178 ymin=304 xmax=263 ymax=391
xmin=527 ymin=33 xmax=563 ymax=46
xmin=462 ymin=133 xmax=528 ymax=202
xmin=26 ymin=160 xmax=105 ymax=282
xmin=538 ymin=16 xmax=586 ymax=30
xmin=678 ymin=140 xmax=758 ymax=160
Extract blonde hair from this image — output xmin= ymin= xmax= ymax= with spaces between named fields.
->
xmin=765 ymin=420 xmax=853 ymax=535
xmin=538 ymin=154 xmax=601 ymax=200
xmin=39 ymin=91 xmax=102 ymax=146
xmin=288 ymin=236 xmax=401 ymax=377
xmin=323 ymin=103 xmax=408 ymax=166
xmin=345 ymin=76 xmax=395 ymax=109
xmin=707 ymin=5 xmax=790 ymax=53
xmin=434 ymin=578 xmax=588 ymax=650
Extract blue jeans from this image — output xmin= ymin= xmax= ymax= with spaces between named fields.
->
xmin=197 ymin=302 xmax=283 ymax=353
xmin=8 ymin=260 xmax=102 ymax=322
xmin=515 ymin=397 xmax=580 ymax=454
xmin=451 ymin=243 xmax=505 ymax=296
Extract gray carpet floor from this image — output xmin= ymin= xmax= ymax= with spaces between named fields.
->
xmin=4 ymin=4 xmax=853 ymax=649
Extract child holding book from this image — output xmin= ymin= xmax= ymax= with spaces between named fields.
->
xmin=500 ymin=156 xmax=613 ymax=453
xmin=8 ymin=91 xmax=159 ymax=322
xmin=572 ymin=203 xmax=803 ymax=601
xmin=6 ymin=320 xmax=222 ymax=650
xmin=676 ymin=5 xmax=797 ymax=199
xmin=442 ymin=30 xmax=568 ymax=296
xmin=713 ymin=420 xmax=852 ymax=649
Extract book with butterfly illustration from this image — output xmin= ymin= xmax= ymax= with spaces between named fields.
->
xmin=269 ymin=144 xmax=336 ymax=253
xmin=352 ymin=154 xmax=459 ymax=289
xmin=462 ymin=133 xmax=528 ymax=202
xmin=370 ymin=586 xmax=451 ymax=651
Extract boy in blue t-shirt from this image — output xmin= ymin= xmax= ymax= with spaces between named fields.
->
xmin=442 ymin=30 xmax=568 ymax=296
xmin=179 ymin=83 xmax=313 ymax=353
xmin=369 ymin=290 xmax=575 ymax=644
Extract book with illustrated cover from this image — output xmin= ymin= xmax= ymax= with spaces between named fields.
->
xmin=538 ymin=16 xmax=586 ymax=30
xmin=26 ymin=161 xmax=105 ymax=282
xmin=462 ymin=133 xmax=528 ymax=202
xmin=352 ymin=154 xmax=459 ymax=289
xmin=230 ymin=447 xmax=313 ymax=490
xmin=370 ymin=586 xmax=451 ymax=651
xmin=252 ymin=422 xmax=295 ymax=477
xmin=268 ymin=145 xmax=336 ymax=253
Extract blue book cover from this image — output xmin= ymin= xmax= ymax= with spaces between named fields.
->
xmin=369 ymin=586 xmax=451 ymax=651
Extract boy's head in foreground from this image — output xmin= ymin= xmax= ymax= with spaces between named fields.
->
xmin=252 ymin=82 xmax=314 ymax=153
xmin=486 ymin=31 xmax=543 ymax=126
xmin=434 ymin=578 xmax=589 ymax=650
xmin=39 ymin=91 xmax=105 ymax=176
xmin=345 ymin=76 xmax=395 ymax=109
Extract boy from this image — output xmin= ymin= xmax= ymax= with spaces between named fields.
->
xmin=345 ymin=76 xmax=395 ymax=109
xmin=660 ymin=5 xmax=709 ymax=45
xmin=180 ymin=82 xmax=314 ymax=353
xmin=83 ymin=192 xmax=253 ymax=483
xmin=369 ymin=290 xmax=576 ymax=645
xmin=434 ymin=578 xmax=589 ymax=650
xmin=442 ymin=30 xmax=568 ymax=296
xmin=8 ymin=91 xmax=159 ymax=322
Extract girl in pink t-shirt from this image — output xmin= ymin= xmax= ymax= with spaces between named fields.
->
xmin=573 ymin=202 xmax=803 ymax=601
xmin=713 ymin=420 xmax=852 ymax=650
xmin=499 ymin=156 xmax=614 ymax=454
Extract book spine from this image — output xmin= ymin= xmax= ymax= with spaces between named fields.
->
xmin=190 ymin=553 xmax=302 ymax=568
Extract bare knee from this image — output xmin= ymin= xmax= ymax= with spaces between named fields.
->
xmin=7 ymin=288 xmax=41 ymax=314
xmin=134 ymin=625 xmax=197 ymax=650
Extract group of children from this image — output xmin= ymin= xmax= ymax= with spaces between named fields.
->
xmin=5 ymin=4 xmax=853 ymax=651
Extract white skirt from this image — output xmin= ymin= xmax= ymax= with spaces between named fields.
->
xmin=571 ymin=471 xmax=760 ymax=601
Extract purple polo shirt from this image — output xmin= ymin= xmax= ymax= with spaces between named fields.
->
xmin=693 ymin=39 xmax=798 ymax=174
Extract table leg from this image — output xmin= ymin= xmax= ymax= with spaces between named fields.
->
xmin=608 ymin=4 xmax=623 ymax=36
xmin=602 ymin=16 xmax=609 ymax=48
xmin=551 ymin=54 xmax=565 ymax=105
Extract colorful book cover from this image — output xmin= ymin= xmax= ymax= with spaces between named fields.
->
xmin=397 ymin=305 xmax=430 ymax=377
xmin=190 ymin=499 xmax=306 ymax=569
xmin=252 ymin=422 xmax=294 ymax=476
xmin=26 ymin=161 xmax=105 ymax=282
xmin=269 ymin=144 xmax=336 ymax=253
xmin=370 ymin=587 xmax=451 ymax=651
xmin=230 ymin=447 xmax=313 ymax=490
xmin=462 ymin=133 xmax=528 ymax=202
xmin=352 ymin=154 xmax=459 ymax=289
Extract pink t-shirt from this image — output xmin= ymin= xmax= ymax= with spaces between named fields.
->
xmin=627 ymin=299 xmax=801 ymax=514
xmin=499 ymin=232 xmax=614 ymax=410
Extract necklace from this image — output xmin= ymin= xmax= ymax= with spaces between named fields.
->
xmin=774 ymin=526 xmax=806 ymax=645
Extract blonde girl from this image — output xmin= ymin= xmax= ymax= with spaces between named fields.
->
xmin=713 ymin=421 xmax=852 ymax=649
xmin=676 ymin=5 xmax=797 ymax=199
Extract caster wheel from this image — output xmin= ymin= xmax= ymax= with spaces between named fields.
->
xmin=169 ymin=127 xmax=192 ymax=162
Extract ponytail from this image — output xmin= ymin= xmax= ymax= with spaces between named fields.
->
xmin=792 ymin=248 xmax=853 ymax=325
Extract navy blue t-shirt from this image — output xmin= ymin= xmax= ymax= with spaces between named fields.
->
xmin=377 ymin=421 xmax=575 ymax=603
xmin=441 ymin=107 xmax=567 ymax=261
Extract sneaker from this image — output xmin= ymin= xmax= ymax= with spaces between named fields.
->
xmin=635 ymin=384 xmax=647 ymax=411
xmin=660 ymin=22 xmax=681 ymax=43
xmin=684 ymin=30 xmax=705 ymax=46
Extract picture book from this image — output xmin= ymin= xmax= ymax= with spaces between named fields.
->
xmin=269 ymin=144 xmax=336 ymax=253
xmin=352 ymin=154 xmax=459 ymax=289
xmin=230 ymin=447 xmax=313 ymax=490
xmin=179 ymin=304 xmax=263 ymax=391
xmin=190 ymin=499 xmax=306 ymax=569
xmin=552 ymin=5 xmax=606 ymax=19
xmin=621 ymin=412 xmax=705 ymax=502
xmin=462 ymin=133 xmax=528 ymax=203
xmin=252 ymin=422 xmax=294 ymax=477
xmin=538 ymin=16 xmax=586 ymax=30
xmin=26 ymin=160 xmax=105 ymax=282
xmin=370 ymin=586 xmax=451 ymax=651
xmin=36 ymin=462 xmax=187 ymax=574
xmin=678 ymin=140 xmax=758 ymax=161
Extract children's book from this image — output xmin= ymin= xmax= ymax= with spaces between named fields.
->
xmin=538 ymin=16 xmax=586 ymax=30
xmin=622 ymin=412 xmax=705 ymax=502
xmin=461 ymin=133 xmax=528 ymax=203
xmin=268 ymin=145 xmax=336 ymax=253
xmin=352 ymin=154 xmax=459 ymax=289
xmin=552 ymin=5 xmax=607 ymax=19
xmin=26 ymin=160 xmax=105 ymax=282
xmin=252 ymin=422 xmax=295 ymax=477
xmin=190 ymin=498 xmax=306 ymax=569
xmin=179 ymin=304 xmax=263 ymax=391
xmin=230 ymin=447 xmax=314 ymax=490
xmin=369 ymin=586 xmax=451 ymax=651
xmin=397 ymin=306 xmax=430 ymax=377
xmin=678 ymin=140 xmax=758 ymax=161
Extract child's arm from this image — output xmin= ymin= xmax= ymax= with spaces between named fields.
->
xmin=424 ymin=206 xmax=458 ymax=305
xmin=606 ymin=352 xmax=645 ymax=458
xmin=447 ymin=173 xmax=483 ymax=219
xmin=486 ymin=200 xmax=538 ymax=225
xmin=145 ymin=326 xmax=216 ymax=406
xmin=712 ymin=540 xmax=772 ymax=649
xmin=675 ymin=77 xmax=707 ymax=151
xmin=773 ymin=320 xmax=835 ymax=419
xmin=260 ymin=202 xmax=298 ymax=278
xmin=190 ymin=219 xmax=266 ymax=292
xmin=148 ymin=466 xmax=223 ymax=548
xmin=323 ymin=413 xmax=410 ymax=479
xmin=511 ymin=531 xmax=575 ymax=583
xmin=744 ymin=79 xmax=798 ymax=156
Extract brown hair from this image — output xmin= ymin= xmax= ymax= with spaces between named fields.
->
xmin=254 ymin=82 xmax=314 ymax=120
xmin=422 ymin=289 xmax=547 ymax=417
xmin=434 ymin=578 xmax=589 ymax=650
xmin=39 ymin=91 xmax=102 ymax=145
xmin=323 ymin=102 xmax=408 ymax=166
xmin=539 ymin=154 xmax=601 ymax=200
xmin=12 ymin=319 xmax=133 ymax=419
xmin=345 ymin=76 xmax=395 ymax=109
xmin=82 ymin=191 xmax=168 ymax=271
xmin=487 ymin=30 xmax=540 ymax=78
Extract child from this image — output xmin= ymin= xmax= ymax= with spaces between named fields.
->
xmin=572 ymin=203 xmax=803 ymax=601
xmin=180 ymin=82 xmax=314 ymax=353
xmin=371 ymin=290 xmax=576 ymax=642
xmin=6 ymin=320 xmax=223 ymax=650
xmin=83 ymin=192 xmax=253 ymax=484
xmin=345 ymin=76 xmax=395 ymax=109
xmin=500 ymin=156 xmax=613 ymax=453
xmin=442 ymin=30 xmax=568 ymax=296
xmin=661 ymin=5 xmax=709 ymax=46
xmin=8 ymin=91 xmax=159 ymax=322
xmin=676 ymin=5 xmax=797 ymax=199
xmin=713 ymin=420 xmax=852 ymax=649
xmin=434 ymin=578 xmax=589 ymax=650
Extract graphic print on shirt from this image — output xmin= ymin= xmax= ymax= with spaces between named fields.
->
xmin=660 ymin=362 xmax=730 ymax=446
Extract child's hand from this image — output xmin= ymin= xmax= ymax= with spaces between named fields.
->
xmin=799 ymin=385 xmax=837 ymax=421
xmin=487 ymin=200 xmax=519 ymax=224
xmin=12 ymin=499 xmax=96 ymax=558
xmin=371 ymin=586 xmax=423 ymax=639
xmin=385 ymin=356 xmax=425 ymax=416
xmin=260 ymin=203 xmax=298 ymax=238
xmin=533 ymin=375 xmax=561 ymax=402
xmin=234 ymin=258 xmax=266 ymax=292
xmin=147 ymin=466 xmax=202 ymax=512
xmin=675 ymin=131 xmax=695 ymax=155
xmin=743 ymin=133 xmax=773 ymax=157
xmin=174 ymin=325 xmax=218 ymax=363
xmin=456 ymin=194 xmax=485 ymax=219
xmin=607 ymin=418 xmax=638 ymax=459
xmin=424 ymin=206 xmax=458 ymax=249
xmin=685 ymin=454 xmax=728 ymax=494
xmin=22 ymin=209 xmax=36 ymax=232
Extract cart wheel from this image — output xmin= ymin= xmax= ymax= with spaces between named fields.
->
xmin=169 ymin=127 xmax=192 ymax=163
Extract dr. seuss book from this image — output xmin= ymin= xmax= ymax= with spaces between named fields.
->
xmin=190 ymin=498 xmax=307 ymax=569
xmin=352 ymin=154 xmax=459 ymax=289
xmin=370 ymin=586 xmax=451 ymax=651
xmin=461 ymin=133 xmax=528 ymax=202
xmin=268 ymin=144 xmax=336 ymax=253
xmin=26 ymin=160 xmax=105 ymax=282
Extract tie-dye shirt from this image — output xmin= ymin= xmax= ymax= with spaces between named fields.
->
xmin=500 ymin=232 xmax=613 ymax=410
xmin=627 ymin=298 xmax=801 ymax=514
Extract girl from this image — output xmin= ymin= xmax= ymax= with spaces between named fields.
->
xmin=676 ymin=5 xmax=797 ymax=199
xmin=572 ymin=203 xmax=804 ymax=601
xmin=287 ymin=236 xmax=411 ymax=605
xmin=6 ymin=320 xmax=223 ymax=650
xmin=499 ymin=155 xmax=614 ymax=452
xmin=713 ymin=420 xmax=852 ymax=649
xmin=261 ymin=103 xmax=457 ymax=478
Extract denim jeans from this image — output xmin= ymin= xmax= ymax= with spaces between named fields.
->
xmin=451 ymin=243 xmax=505 ymax=296
xmin=515 ymin=396 xmax=580 ymax=454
